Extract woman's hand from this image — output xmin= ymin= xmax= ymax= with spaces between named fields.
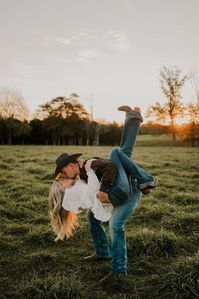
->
xmin=77 ymin=159 xmax=84 ymax=168
xmin=85 ymin=159 xmax=96 ymax=172
xmin=96 ymin=191 xmax=110 ymax=203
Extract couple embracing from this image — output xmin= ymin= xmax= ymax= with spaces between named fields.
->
xmin=49 ymin=105 xmax=157 ymax=285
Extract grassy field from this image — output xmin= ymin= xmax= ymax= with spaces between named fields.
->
xmin=0 ymin=141 xmax=199 ymax=298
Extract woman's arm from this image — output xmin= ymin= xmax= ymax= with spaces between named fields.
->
xmin=87 ymin=170 xmax=101 ymax=195
xmin=87 ymin=170 xmax=110 ymax=203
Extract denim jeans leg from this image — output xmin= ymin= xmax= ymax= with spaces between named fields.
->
xmin=117 ymin=149 xmax=154 ymax=185
xmin=108 ymin=148 xmax=130 ymax=205
xmin=120 ymin=112 xmax=142 ymax=158
xmin=87 ymin=210 xmax=111 ymax=258
xmin=109 ymin=187 xmax=141 ymax=273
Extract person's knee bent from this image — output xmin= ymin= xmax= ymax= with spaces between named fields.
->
xmin=109 ymin=148 xmax=120 ymax=160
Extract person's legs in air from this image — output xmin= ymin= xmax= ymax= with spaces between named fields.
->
xmin=119 ymin=106 xmax=143 ymax=157
xmin=118 ymin=106 xmax=156 ymax=193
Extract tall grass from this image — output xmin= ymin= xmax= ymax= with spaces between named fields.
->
xmin=0 ymin=143 xmax=199 ymax=298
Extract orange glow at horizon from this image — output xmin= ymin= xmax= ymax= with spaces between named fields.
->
xmin=175 ymin=116 xmax=190 ymax=125
xmin=145 ymin=115 xmax=192 ymax=126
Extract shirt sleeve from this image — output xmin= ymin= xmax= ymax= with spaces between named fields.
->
xmin=87 ymin=170 xmax=101 ymax=196
xmin=91 ymin=159 xmax=118 ymax=193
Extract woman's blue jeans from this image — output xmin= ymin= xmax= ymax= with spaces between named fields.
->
xmin=87 ymin=111 xmax=150 ymax=273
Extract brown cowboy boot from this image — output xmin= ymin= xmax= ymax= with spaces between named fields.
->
xmin=96 ymin=272 xmax=125 ymax=286
xmin=83 ymin=254 xmax=111 ymax=262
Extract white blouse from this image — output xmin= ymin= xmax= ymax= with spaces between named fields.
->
xmin=62 ymin=170 xmax=113 ymax=222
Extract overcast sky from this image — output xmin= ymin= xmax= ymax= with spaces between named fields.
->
xmin=0 ymin=0 xmax=199 ymax=122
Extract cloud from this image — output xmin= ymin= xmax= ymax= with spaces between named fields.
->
xmin=75 ymin=49 xmax=102 ymax=64
xmin=43 ymin=32 xmax=93 ymax=47
xmin=43 ymin=35 xmax=71 ymax=46
xmin=43 ymin=30 xmax=130 ymax=52
xmin=55 ymin=37 xmax=71 ymax=45
xmin=41 ymin=30 xmax=130 ymax=65
xmin=104 ymin=30 xmax=131 ymax=50
xmin=75 ymin=32 xmax=91 ymax=38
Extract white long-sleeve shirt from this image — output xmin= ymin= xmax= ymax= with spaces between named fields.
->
xmin=62 ymin=170 xmax=113 ymax=222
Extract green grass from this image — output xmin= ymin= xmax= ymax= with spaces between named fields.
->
xmin=0 ymin=143 xmax=199 ymax=299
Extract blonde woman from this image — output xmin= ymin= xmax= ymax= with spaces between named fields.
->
xmin=48 ymin=178 xmax=78 ymax=241
xmin=49 ymin=106 xmax=156 ymax=250
xmin=49 ymin=169 xmax=114 ymax=241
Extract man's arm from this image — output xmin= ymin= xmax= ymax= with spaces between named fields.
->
xmin=96 ymin=191 xmax=110 ymax=203
xmin=85 ymin=159 xmax=112 ymax=203
xmin=91 ymin=159 xmax=118 ymax=193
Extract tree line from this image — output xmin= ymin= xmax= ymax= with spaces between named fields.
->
xmin=0 ymin=91 xmax=123 ymax=146
xmin=0 ymin=67 xmax=198 ymax=146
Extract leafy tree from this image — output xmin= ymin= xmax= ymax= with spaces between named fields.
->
xmin=38 ymin=97 xmax=71 ymax=118
xmin=2 ymin=118 xmax=31 ymax=144
xmin=38 ymin=93 xmax=89 ymax=120
xmin=99 ymin=122 xmax=122 ymax=145
xmin=28 ymin=119 xmax=46 ymax=144
xmin=182 ymin=71 xmax=199 ymax=146
xmin=42 ymin=117 xmax=65 ymax=145
xmin=140 ymin=122 xmax=170 ymax=135
xmin=11 ymin=120 xmax=31 ymax=144
xmin=0 ymin=120 xmax=6 ymax=144
xmin=146 ymin=67 xmax=188 ymax=143
xmin=185 ymin=102 xmax=199 ymax=146
xmin=64 ymin=113 xmax=88 ymax=145
xmin=38 ymin=93 xmax=90 ymax=145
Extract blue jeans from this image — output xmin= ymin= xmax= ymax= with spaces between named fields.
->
xmin=87 ymin=111 xmax=150 ymax=273
xmin=108 ymin=148 xmax=154 ymax=206
xmin=106 ymin=110 xmax=153 ymax=205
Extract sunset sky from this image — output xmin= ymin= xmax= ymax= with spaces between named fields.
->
xmin=0 ymin=0 xmax=199 ymax=122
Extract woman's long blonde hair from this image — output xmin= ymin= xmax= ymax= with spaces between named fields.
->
xmin=49 ymin=181 xmax=79 ymax=241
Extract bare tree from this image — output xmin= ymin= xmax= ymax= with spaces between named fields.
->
xmin=0 ymin=88 xmax=30 ymax=144
xmin=186 ymin=71 xmax=199 ymax=146
xmin=146 ymin=66 xmax=188 ymax=143
xmin=191 ymin=70 xmax=199 ymax=103
xmin=0 ymin=88 xmax=29 ymax=120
